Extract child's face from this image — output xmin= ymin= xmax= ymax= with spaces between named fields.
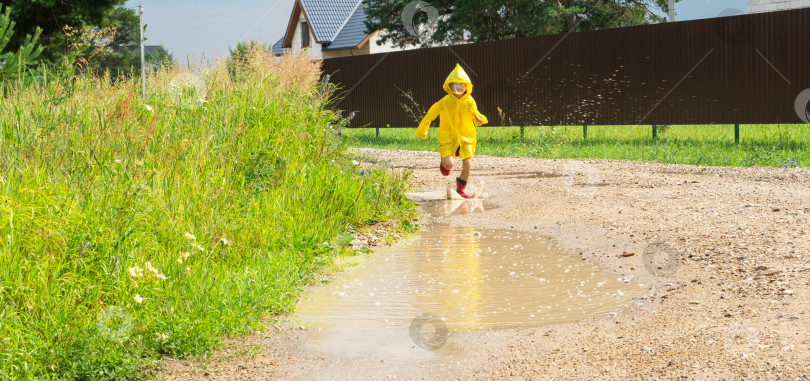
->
xmin=449 ymin=82 xmax=466 ymax=95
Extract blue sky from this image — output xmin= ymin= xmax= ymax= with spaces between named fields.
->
xmin=124 ymin=0 xmax=747 ymax=62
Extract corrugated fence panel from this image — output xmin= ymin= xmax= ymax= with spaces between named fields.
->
xmin=321 ymin=8 xmax=810 ymax=127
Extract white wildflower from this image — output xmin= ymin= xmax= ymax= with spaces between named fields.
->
xmin=144 ymin=261 xmax=166 ymax=280
xmin=133 ymin=294 xmax=143 ymax=304
xmin=191 ymin=243 xmax=205 ymax=252
xmin=128 ymin=266 xmax=143 ymax=279
xmin=184 ymin=232 xmax=196 ymax=241
xmin=199 ymin=98 xmax=209 ymax=104
xmin=145 ymin=104 xmax=154 ymax=113
xmin=114 ymin=159 xmax=122 ymax=164
xmin=156 ymin=332 xmax=168 ymax=341
xmin=352 ymin=160 xmax=360 ymax=166
xmin=220 ymin=237 xmax=230 ymax=246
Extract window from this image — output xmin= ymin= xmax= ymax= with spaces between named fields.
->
xmin=301 ymin=22 xmax=310 ymax=47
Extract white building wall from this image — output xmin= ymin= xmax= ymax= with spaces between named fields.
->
xmin=290 ymin=14 xmax=322 ymax=60
xmin=368 ymin=33 xmax=404 ymax=54
xmin=748 ymin=0 xmax=810 ymax=13
xmin=322 ymin=48 xmax=363 ymax=59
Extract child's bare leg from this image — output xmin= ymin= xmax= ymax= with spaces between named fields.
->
xmin=459 ymin=158 xmax=472 ymax=181
xmin=439 ymin=156 xmax=453 ymax=176
xmin=441 ymin=156 xmax=454 ymax=170
xmin=455 ymin=158 xmax=473 ymax=199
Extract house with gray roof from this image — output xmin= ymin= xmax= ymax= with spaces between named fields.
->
xmin=272 ymin=0 xmax=408 ymax=59
xmin=748 ymin=0 xmax=810 ymax=13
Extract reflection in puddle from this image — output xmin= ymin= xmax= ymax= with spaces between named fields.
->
xmin=419 ymin=199 xmax=498 ymax=217
xmin=294 ymin=203 xmax=650 ymax=360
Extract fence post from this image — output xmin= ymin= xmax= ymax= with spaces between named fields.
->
xmin=734 ymin=124 xmax=740 ymax=143
xmin=376 ymin=127 xmax=379 ymax=138
xmin=652 ymin=125 xmax=658 ymax=140
xmin=520 ymin=126 xmax=524 ymax=139
xmin=583 ymin=125 xmax=588 ymax=140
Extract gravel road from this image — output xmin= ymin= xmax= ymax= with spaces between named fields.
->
xmin=160 ymin=148 xmax=810 ymax=380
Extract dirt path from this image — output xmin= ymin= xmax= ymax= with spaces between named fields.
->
xmin=160 ymin=149 xmax=810 ymax=380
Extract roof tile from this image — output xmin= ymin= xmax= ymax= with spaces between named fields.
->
xmin=300 ymin=0 xmax=362 ymax=42
xmin=322 ymin=5 xmax=369 ymax=51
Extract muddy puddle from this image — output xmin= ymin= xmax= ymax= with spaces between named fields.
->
xmin=291 ymin=200 xmax=650 ymax=363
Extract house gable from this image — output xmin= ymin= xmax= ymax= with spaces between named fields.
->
xmin=275 ymin=0 xmax=404 ymax=57
xmin=299 ymin=0 xmax=362 ymax=42
xmin=285 ymin=0 xmax=373 ymax=47
xmin=282 ymin=1 xmax=310 ymax=49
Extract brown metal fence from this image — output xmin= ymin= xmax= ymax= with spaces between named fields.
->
xmin=321 ymin=8 xmax=810 ymax=128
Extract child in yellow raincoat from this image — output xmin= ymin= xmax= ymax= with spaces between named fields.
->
xmin=415 ymin=64 xmax=488 ymax=199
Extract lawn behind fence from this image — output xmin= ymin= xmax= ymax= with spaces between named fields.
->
xmin=344 ymin=125 xmax=809 ymax=168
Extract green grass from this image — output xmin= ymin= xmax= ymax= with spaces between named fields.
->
xmin=0 ymin=58 xmax=414 ymax=379
xmin=344 ymin=125 xmax=810 ymax=167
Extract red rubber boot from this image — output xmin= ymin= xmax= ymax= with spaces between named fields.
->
xmin=440 ymin=163 xmax=450 ymax=176
xmin=456 ymin=177 xmax=472 ymax=199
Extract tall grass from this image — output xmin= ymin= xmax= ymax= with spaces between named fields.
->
xmin=345 ymin=125 xmax=810 ymax=167
xmin=0 ymin=49 xmax=413 ymax=379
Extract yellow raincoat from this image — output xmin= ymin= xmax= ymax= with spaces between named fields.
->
xmin=415 ymin=64 xmax=488 ymax=160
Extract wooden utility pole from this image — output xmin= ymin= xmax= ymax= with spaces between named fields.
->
xmin=139 ymin=5 xmax=145 ymax=98
xmin=668 ymin=0 xmax=675 ymax=21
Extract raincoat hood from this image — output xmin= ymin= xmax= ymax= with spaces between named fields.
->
xmin=443 ymin=64 xmax=473 ymax=97
xmin=416 ymin=63 xmax=488 ymax=158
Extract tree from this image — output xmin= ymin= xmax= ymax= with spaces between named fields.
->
xmin=226 ymin=40 xmax=266 ymax=79
xmin=0 ymin=5 xmax=43 ymax=81
xmin=93 ymin=6 xmax=143 ymax=76
xmin=145 ymin=44 xmax=174 ymax=70
xmin=0 ymin=0 xmax=127 ymax=64
xmin=363 ymin=0 xmax=680 ymax=48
